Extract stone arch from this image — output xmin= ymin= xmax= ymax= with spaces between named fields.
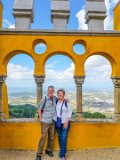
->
xmin=2 ymin=50 xmax=36 ymax=75
xmin=43 ymin=51 xmax=76 ymax=68
xmin=84 ymin=52 xmax=117 ymax=77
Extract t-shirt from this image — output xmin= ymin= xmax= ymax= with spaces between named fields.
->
xmin=56 ymin=100 xmax=72 ymax=123
xmin=38 ymin=96 xmax=57 ymax=124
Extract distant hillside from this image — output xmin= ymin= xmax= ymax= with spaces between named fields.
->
xmin=9 ymin=104 xmax=37 ymax=118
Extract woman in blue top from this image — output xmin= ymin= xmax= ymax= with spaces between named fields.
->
xmin=56 ymin=89 xmax=72 ymax=160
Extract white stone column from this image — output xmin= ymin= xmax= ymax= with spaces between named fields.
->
xmin=35 ymin=76 xmax=45 ymax=106
xmin=13 ymin=0 xmax=34 ymax=29
xmin=74 ymin=76 xmax=85 ymax=120
xmin=85 ymin=0 xmax=106 ymax=30
xmin=112 ymin=77 xmax=120 ymax=121
xmin=51 ymin=0 xmax=70 ymax=30
xmin=0 ymin=76 xmax=6 ymax=120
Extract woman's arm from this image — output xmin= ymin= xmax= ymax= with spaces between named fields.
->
xmin=63 ymin=102 xmax=72 ymax=128
xmin=67 ymin=102 xmax=72 ymax=119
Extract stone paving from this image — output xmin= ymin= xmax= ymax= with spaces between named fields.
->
xmin=0 ymin=148 xmax=120 ymax=160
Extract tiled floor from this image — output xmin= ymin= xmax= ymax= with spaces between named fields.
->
xmin=0 ymin=148 xmax=120 ymax=160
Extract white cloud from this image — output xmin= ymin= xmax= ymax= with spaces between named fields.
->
xmin=3 ymin=19 xmax=15 ymax=29
xmin=7 ymin=62 xmax=75 ymax=82
xmin=7 ymin=63 xmax=33 ymax=80
xmin=113 ymin=0 xmax=119 ymax=5
xmin=46 ymin=60 xmax=59 ymax=69
xmin=6 ymin=62 xmax=75 ymax=89
xmin=7 ymin=55 xmax=113 ymax=89
xmin=85 ymin=55 xmax=112 ymax=82
xmin=76 ymin=6 xmax=88 ymax=30
xmin=76 ymin=0 xmax=119 ymax=30
xmin=104 ymin=0 xmax=113 ymax=30
xmin=45 ymin=63 xmax=74 ymax=82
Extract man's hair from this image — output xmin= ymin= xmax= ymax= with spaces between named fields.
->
xmin=57 ymin=88 xmax=65 ymax=95
xmin=48 ymin=85 xmax=54 ymax=90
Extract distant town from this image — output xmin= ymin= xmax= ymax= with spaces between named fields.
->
xmin=8 ymin=89 xmax=114 ymax=118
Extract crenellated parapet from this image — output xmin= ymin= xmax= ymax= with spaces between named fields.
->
xmin=13 ymin=0 xmax=34 ymax=29
xmin=85 ymin=0 xmax=107 ymax=30
xmin=51 ymin=0 xmax=70 ymax=30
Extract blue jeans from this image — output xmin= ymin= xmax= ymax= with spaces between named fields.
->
xmin=56 ymin=122 xmax=70 ymax=158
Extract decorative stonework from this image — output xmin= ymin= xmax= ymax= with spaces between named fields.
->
xmin=85 ymin=0 xmax=107 ymax=30
xmin=112 ymin=77 xmax=120 ymax=122
xmin=74 ymin=76 xmax=85 ymax=87
xmin=112 ymin=77 xmax=120 ymax=88
xmin=51 ymin=0 xmax=70 ymax=30
xmin=13 ymin=0 xmax=34 ymax=29
xmin=74 ymin=76 xmax=85 ymax=121
xmin=35 ymin=76 xmax=45 ymax=85
xmin=0 ymin=76 xmax=6 ymax=84
xmin=0 ymin=76 xmax=7 ymax=120
xmin=34 ymin=76 xmax=45 ymax=106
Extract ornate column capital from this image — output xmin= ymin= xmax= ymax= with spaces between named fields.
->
xmin=0 ymin=75 xmax=7 ymax=85
xmin=34 ymin=76 xmax=45 ymax=85
xmin=112 ymin=77 xmax=120 ymax=88
xmin=74 ymin=76 xmax=85 ymax=86
xmin=34 ymin=76 xmax=45 ymax=107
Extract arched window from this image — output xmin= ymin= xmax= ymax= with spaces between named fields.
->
xmin=44 ymin=54 xmax=76 ymax=115
xmin=83 ymin=55 xmax=114 ymax=119
xmin=6 ymin=54 xmax=36 ymax=119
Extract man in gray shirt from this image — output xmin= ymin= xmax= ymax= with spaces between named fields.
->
xmin=36 ymin=86 xmax=57 ymax=160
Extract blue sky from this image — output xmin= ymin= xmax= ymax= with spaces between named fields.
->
xmin=1 ymin=0 xmax=117 ymax=92
xmin=2 ymin=0 xmax=85 ymax=29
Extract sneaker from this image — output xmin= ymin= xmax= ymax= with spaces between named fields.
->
xmin=45 ymin=150 xmax=54 ymax=157
xmin=36 ymin=155 xmax=41 ymax=160
xmin=59 ymin=157 xmax=66 ymax=160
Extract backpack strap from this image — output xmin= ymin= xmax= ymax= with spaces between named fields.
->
xmin=60 ymin=99 xmax=65 ymax=116
xmin=56 ymin=98 xmax=58 ymax=104
xmin=65 ymin=99 xmax=68 ymax=108
xmin=56 ymin=98 xmax=68 ymax=107
xmin=41 ymin=96 xmax=47 ymax=113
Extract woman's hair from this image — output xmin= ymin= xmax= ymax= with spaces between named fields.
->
xmin=57 ymin=88 xmax=65 ymax=95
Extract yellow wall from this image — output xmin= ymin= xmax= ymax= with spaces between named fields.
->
xmin=0 ymin=32 xmax=120 ymax=118
xmin=0 ymin=121 xmax=120 ymax=150
xmin=114 ymin=3 xmax=120 ymax=30
xmin=0 ymin=33 xmax=120 ymax=77
xmin=0 ymin=0 xmax=120 ymax=151
xmin=0 ymin=1 xmax=2 ymax=28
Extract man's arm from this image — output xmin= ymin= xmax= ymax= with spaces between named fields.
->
xmin=38 ymin=98 xmax=45 ymax=120
xmin=38 ymin=107 xmax=42 ymax=121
